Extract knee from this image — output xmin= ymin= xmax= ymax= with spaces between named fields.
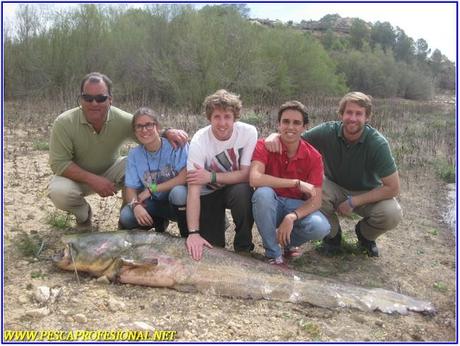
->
xmin=232 ymin=183 xmax=253 ymax=200
xmin=169 ymin=185 xmax=187 ymax=206
xmin=309 ymin=213 xmax=331 ymax=239
xmin=380 ymin=202 xmax=403 ymax=230
xmin=48 ymin=181 xmax=76 ymax=207
xmin=119 ymin=205 xmax=136 ymax=229
xmin=252 ymin=186 xmax=276 ymax=205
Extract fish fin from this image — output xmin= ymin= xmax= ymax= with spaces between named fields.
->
xmin=119 ymin=257 xmax=159 ymax=268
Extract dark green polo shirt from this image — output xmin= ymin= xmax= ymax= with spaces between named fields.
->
xmin=302 ymin=121 xmax=397 ymax=191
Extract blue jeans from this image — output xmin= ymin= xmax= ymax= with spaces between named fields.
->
xmin=252 ymin=187 xmax=330 ymax=258
xmin=119 ymin=185 xmax=187 ymax=229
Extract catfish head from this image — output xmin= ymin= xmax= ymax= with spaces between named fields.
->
xmin=53 ymin=237 xmax=122 ymax=280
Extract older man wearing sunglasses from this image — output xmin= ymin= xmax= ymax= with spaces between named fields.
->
xmin=48 ymin=72 xmax=187 ymax=231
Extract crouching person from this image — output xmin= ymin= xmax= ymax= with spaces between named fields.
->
xmin=186 ymin=90 xmax=257 ymax=261
xmin=119 ymin=107 xmax=189 ymax=236
xmin=250 ymin=101 xmax=330 ymax=267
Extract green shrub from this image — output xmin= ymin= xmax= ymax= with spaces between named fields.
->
xmin=46 ymin=211 xmax=72 ymax=229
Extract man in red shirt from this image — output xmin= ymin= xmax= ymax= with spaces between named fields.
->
xmin=250 ymin=101 xmax=330 ymax=266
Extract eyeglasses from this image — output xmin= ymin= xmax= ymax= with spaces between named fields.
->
xmin=134 ymin=122 xmax=156 ymax=132
xmin=81 ymin=94 xmax=109 ymax=103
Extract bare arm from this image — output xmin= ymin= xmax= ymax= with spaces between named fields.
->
xmin=163 ymin=129 xmax=189 ymax=149
xmin=137 ymin=168 xmax=187 ymax=202
xmin=264 ymin=133 xmax=282 ymax=154
xmin=186 ymin=184 xmax=212 ymax=261
xmin=249 ymin=161 xmax=316 ymax=197
xmin=338 ymin=171 xmax=400 ymax=215
xmin=187 ymin=164 xmax=250 ymax=186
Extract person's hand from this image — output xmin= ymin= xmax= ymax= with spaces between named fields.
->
xmin=186 ymin=234 xmax=213 ymax=261
xmin=133 ymin=205 xmax=154 ymax=226
xmin=186 ymin=163 xmax=211 ymax=185
xmin=337 ymin=200 xmax=353 ymax=216
xmin=264 ymin=133 xmax=282 ymax=154
xmin=277 ymin=213 xmax=296 ymax=247
xmin=165 ymin=129 xmax=188 ymax=149
xmin=88 ymin=175 xmax=116 ymax=197
xmin=137 ymin=189 xmax=151 ymax=203
xmin=297 ymin=180 xmax=316 ymax=198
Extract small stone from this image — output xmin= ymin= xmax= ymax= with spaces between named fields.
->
xmin=66 ymin=316 xmax=74 ymax=322
xmin=107 ymin=297 xmax=126 ymax=312
xmin=132 ymin=321 xmax=154 ymax=331
xmin=351 ymin=315 xmax=366 ymax=324
xmin=375 ymin=320 xmax=385 ymax=327
xmin=27 ymin=213 xmax=34 ymax=220
xmin=33 ymin=286 xmax=50 ymax=303
xmin=96 ymin=276 xmax=110 ymax=284
xmin=74 ymin=313 xmax=87 ymax=323
xmin=196 ymin=312 xmax=206 ymax=319
xmin=26 ymin=307 xmax=50 ymax=318
xmin=49 ymin=287 xmax=62 ymax=303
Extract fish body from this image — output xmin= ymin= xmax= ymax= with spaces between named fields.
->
xmin=54 ymin=230 xmax=435 ymax=315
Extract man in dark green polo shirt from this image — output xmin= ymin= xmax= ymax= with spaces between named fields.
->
xmin=265 ymin=92 xmax=402 ymax=257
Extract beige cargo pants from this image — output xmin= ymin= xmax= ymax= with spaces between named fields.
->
xmin=321 ymin=177 xmax=403 ymax=241
xmin=47 ymin=157 xmax=126 ymax=223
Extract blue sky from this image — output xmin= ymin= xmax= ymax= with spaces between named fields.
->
xmin=2 ymin=2 xmax=457 ymax=61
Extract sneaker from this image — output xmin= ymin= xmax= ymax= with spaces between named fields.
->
xmin=317 ymin=227 xmax=342 ymax=255
xmin=74 ymin=206 xmax=92 ymax=232
xmin=266 ymin=256 xmax=288 ymax=269
xmin=355 ymin=222 xmax=379 ymax=257
xmin=284 ymin=247 xmax=303 ymax=260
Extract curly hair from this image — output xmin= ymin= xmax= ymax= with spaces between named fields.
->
xmin=203 ymin=89 xmax=242 ymax=120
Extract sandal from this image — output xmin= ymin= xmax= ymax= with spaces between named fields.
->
xmin=284 ymin=247 xmax=303 ymax=259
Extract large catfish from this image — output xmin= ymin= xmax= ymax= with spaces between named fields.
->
xmin=54 ymin=230 xmax=435 ymax=315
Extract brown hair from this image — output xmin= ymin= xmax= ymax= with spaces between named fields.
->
xmin=132 ymin=107 xmax=160 ymax=130
xmin=203 ymin=89 xmax=242 ymax=120
xmin=338 ymin=92 xmax=373 ymax=117
xmin=277 ymin=100 xmax=309 ymax=125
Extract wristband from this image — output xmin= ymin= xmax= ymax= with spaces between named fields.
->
xmin=188 ymin=229 xmax=200 ymax=236
xmin=347 ymin=195 xmax=355 ymax=209
xmin=211 ymin=171 xmax=217 ymax=184
xmin=149 ymin=182 xmax=158 ymax=194
xmin=292 ymin=210 xmax=299 ymax=220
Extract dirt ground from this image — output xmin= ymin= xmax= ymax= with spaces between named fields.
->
xmin=2 ymin=124 xmax=456 ymax=342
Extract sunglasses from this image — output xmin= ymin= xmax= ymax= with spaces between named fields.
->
xmin=81 ymin=94 xmax=109 ymax=103
xmin=134 ymin=122 xmax=156 ymax=132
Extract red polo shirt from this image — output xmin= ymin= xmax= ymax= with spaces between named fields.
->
xmin=252 ymin=139 xmax=324 ymax=200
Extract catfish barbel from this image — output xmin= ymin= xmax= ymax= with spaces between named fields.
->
xmin=54 ymin=230 xmax=435 ymax=315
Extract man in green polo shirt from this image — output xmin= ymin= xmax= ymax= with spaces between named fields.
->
xmin=265 ymin=92 xmax=402 ymax=257
xmin=48 ymin=72 xmax=187 ymax=231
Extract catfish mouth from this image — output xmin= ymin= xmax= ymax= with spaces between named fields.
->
xmin=52 ymin=244 xmax=73 ymax=268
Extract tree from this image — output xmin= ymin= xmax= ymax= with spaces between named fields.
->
xmin=394 ymin=27 xmax=415 ymax=63
xmin=349 ymin=18 xmax=370 ymax=50
xmin=370 ymin=21 xmax=395 ymax=52
xmin=415 ymin=38 xmax=431 ymax=63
